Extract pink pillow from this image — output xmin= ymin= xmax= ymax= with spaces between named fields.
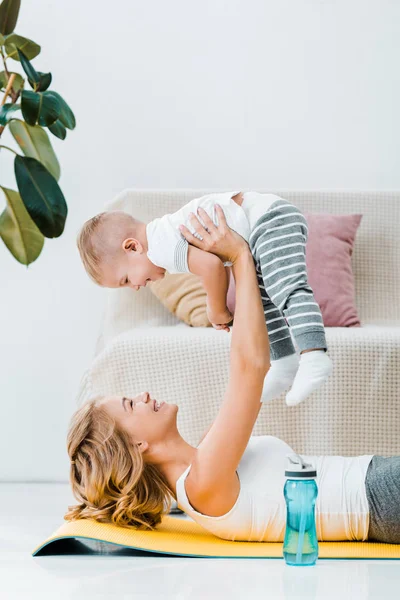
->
xmin=226 ymin=213 xmax=362 ymax=327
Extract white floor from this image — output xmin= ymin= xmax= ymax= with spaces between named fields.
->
xmin=1 ymin=484 xmax=399 ymax=600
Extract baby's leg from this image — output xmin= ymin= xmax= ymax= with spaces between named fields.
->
xmin=257 ymin=270 xmax=295 ymax=360
xmin=250 ymin=199 xmax=332 ymax=406
xmin=256 ymin=270 xmax=300 ymax=402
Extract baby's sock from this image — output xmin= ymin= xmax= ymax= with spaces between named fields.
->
xmin=286 ymin=350 xmax=332 ymax=407
xmin=260 ymin=354 xmax=300 ymax=403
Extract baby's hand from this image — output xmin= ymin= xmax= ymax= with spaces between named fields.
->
xmin=207 ymin=305 xmax=233 ymax=333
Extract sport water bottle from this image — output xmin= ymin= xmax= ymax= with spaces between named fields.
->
xmin=283 ymin=454 xmax=318 ymax=566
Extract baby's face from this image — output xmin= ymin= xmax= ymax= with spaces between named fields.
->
xmin=100 ymin=250 xmax=165 ymax=291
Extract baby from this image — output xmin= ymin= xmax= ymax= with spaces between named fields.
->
xmin=77 ymin=191 xmax=332 ymax=406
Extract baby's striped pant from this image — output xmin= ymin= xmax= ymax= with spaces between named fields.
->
xmin=249 ymin=198 xmax=327 ymax=361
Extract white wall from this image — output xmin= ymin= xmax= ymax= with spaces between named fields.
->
xmin=1 ymin=0 xmax=399 ymax=481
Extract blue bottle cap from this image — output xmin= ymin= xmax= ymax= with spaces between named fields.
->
xmin=285 ymin=454 xmax=317 ymax=479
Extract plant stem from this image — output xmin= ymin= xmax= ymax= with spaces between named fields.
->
xmin=0 ymin=144 xmax=18 ymax=155
xmin=0 ymin=47 xmax=17 ymax=105
xmin=0 ymin=73 xmax=17 ymax=137
xmin=1 ymin=73 xmax=16 ymax=106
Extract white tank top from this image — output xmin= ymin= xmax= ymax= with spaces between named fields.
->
xmin=175 ymin=436 xmax=373 ymax=542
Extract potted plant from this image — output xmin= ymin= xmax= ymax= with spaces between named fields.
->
xmin=0 ymin=0 xmax=75 ymax=265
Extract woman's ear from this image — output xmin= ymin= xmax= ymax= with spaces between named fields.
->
xmin=137 ymin=441 xmax=149 ymax=454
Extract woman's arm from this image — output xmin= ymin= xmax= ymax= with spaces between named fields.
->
xmin=186 ymin=245 xmax=232 ymax=331
xmin=179 ymin=206 xmax=270 ymax=512
xmin=202 ymin=262 xmax=231 ymax=323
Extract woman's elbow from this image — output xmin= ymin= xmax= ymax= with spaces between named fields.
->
xmin=233 ymin=357 xmax=270 ymax=376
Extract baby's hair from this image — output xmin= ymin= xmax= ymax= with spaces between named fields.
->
xmin=77 ymin=211 xmax=142 ymax=284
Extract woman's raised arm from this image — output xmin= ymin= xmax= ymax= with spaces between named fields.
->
xmin=179 ymin=206 xmax=270 ymax=510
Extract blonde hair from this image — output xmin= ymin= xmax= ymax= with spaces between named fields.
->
xmin=65 ymin=397 xmax=172 ymax=530
xmin=76 ymin=211 xmax=142 ymax=285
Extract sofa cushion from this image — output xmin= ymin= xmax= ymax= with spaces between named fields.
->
xmin=227 ymin=213 xmax=362 ymax=327
xmin=148 ymin=272 xmax=211 ymax=327
xmin=81 ymin=324 xmax=400 ymax=456
xmin=304 ymin=213 xmax=362 ymax=327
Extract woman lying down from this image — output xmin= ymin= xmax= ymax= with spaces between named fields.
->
xmin=66 ymin=207 xmax=399 ymax=544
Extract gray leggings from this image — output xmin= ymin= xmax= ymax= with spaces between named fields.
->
xmin=366 ymin=456 xmax=400 ymax=544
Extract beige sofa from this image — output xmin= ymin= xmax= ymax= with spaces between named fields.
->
xmin=78 ymin=190 xmax=400 ymax=456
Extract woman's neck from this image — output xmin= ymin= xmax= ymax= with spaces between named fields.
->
xmin=155 ymin=434 xmax=198 ymax=497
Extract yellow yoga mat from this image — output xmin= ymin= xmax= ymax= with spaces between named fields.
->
xmin=32 ymin=515 xmax=400 ymax=558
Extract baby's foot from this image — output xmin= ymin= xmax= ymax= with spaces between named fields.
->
xmin=261 ymin=354 xmax=300 ymax=403
xmin=286 ymin=350 xmax=333 ymax=407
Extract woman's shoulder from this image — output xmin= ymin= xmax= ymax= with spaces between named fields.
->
xmin=175 ymin=436 xmax=272 ymax=518
xmin=177 ymin=462 xmax=241 ymax=518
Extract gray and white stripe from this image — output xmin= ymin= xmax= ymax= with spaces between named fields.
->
xmin=256 ymin=273 xmax=296 ymax=361
xmin=251 ymin=199 xmax=327 ymax=356
xmin=174 ymin=237 xmax=190 ymax=272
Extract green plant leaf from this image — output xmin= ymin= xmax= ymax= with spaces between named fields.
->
xmin=45 ymin=91 xmax=76 ymax=129
xmin=14 ymin=155 xmax=67 ymax=238
xmin=21 ymin=89 xmax=60 ymax=127
xmin=9 ymin=119 xmax=60 ymax=180
xmin=0 ymin=33 xmax=5 ymax=45
xmin=20 ymin=90 xmax=39 ymax=124
xmin=0 ymin=185 xmax=44 ymax=265
xmin=0 ymin=101 xmax=19 ymax=124
xmin=28 ymin=70 xmax=52 ymax=92
xmin=5 ymin=33 xmax=40 ymax=60
xmin=0 ymin=70 xmax=23 ymax=92
xmin=0 ymin=0 xmax=21 ymax=36
xmin=48 ymin=119 xmax=66 ymax=140
xmin=17 ymin=48 xmax=39 ymax=84
xmin=39 ymin=91 xmax=62 ymax=126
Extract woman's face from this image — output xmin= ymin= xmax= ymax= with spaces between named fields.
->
xmin=100 ymin=392 xmax=179 ymax=450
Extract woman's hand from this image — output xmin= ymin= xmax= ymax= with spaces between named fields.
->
xmin=179 ymin=204 xmax=249 ymax=265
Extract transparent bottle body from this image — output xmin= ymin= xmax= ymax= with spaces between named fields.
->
xmin=283 ymin=479 xmax=318 ymax=566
